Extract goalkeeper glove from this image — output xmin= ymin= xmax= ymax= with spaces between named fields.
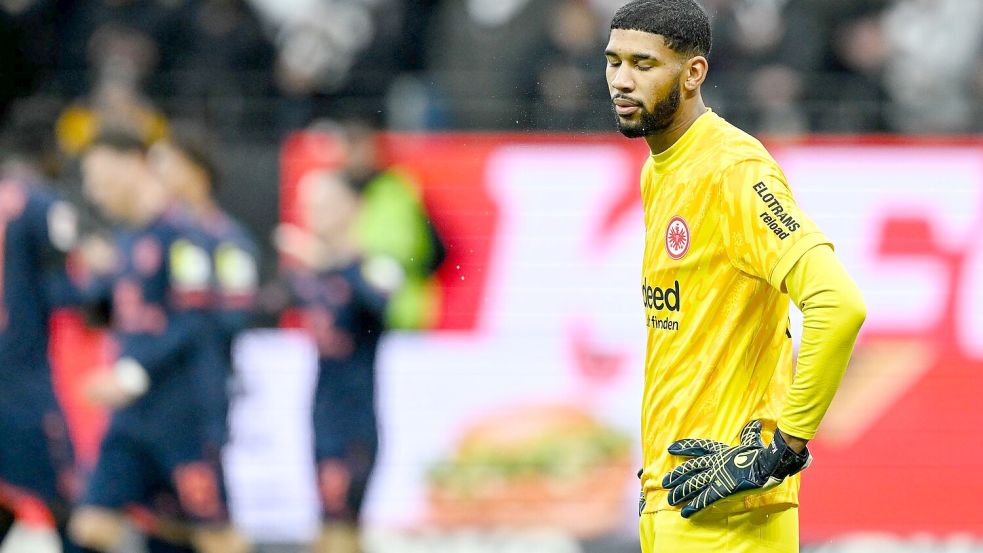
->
xmin=661 ymin=420 xmax=811 ymax=518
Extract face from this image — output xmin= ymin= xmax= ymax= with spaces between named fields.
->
xmin=148 ymin=141 xmax=200 ymax=201
xmin=81 ymin=146 xmax=140 ymax=220
xmin=605 ymin=29 xmax=685 ymax=138
xmin=298 ymin=170 xmax=359 ymax=240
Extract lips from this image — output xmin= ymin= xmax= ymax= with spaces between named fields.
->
xmin=613 ymin=97 xmax=641 ymax=116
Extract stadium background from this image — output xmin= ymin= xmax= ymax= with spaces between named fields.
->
xmin=2 ymin=0 xmax=982 ymax=551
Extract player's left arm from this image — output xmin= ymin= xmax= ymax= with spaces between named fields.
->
xmin=718 ymin=159 xmax=866 ymax=445
xmin=662 ymin=158 xmax=865 ymax=517
xmin=778 ymin=244 xmax=866 ymax=448
xmin=716 ymin=159 xmax=867 ymax=446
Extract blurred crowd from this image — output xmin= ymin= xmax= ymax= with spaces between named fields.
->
xmin=1 ymin=0 xmax=981 ymax=139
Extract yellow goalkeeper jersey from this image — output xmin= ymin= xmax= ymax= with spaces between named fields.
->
xmin=639 ymin=109 xmax=831 ymax=514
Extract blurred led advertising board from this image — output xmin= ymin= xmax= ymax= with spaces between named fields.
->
xmin=271 ymin=133 xmax=983 ymax=542
xmin=52 ymin=135 xmax=983 ymax=549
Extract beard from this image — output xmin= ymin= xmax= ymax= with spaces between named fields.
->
xmin=614 ymin=84 xmax=681 ymax=138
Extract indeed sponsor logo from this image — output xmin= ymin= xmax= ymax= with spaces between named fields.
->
xmin=641 ymin=279 xmax=680 ymax=311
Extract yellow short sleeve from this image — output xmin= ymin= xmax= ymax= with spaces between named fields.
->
xmin=718 ymin=160 xmax=831 ymax=290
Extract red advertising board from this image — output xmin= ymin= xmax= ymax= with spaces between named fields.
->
xmin=282 ymin=132 xmax=983 ymax=538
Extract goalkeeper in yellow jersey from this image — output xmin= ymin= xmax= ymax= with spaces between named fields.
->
xmin=604 ymin=1 xmax=866 ymax=551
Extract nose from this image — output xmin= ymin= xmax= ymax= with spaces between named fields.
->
xmin=610 ymin=65 xmax=634 ymax=93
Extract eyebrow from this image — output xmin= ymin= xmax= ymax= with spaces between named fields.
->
xmin=604 ymin=50 xmax=657 ymax=61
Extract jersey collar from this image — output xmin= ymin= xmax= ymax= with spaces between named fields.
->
xmin=650 ymin=108 xmax=715 ymax=175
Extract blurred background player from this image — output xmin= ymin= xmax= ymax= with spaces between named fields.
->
xmin=144 ymin=122 xmax=259 ymax=553
xmin=0 ymin=106 xmax=86 ymax=552
xmin=68 ymin=130 xmax=249 ymax=553
xmin=266 ymin=170 xmax=402 ymax=553
xmin=333 ymin=120 xmax=444 ymax=330
xmin=149 ymin=121 xmax=260 ymax=455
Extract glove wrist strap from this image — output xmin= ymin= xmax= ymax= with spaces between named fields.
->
xmin=771 ymin=429 xmax=812 ymax=478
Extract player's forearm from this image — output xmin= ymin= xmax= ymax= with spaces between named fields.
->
xmin=778 ymin=245 xmax=866 ymax=441
xmin=120 ymin=310 xmax=211 ymax=378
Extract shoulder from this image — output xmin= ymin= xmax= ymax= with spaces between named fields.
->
xmin=160 ymin=207 xmax=210 ymax=244
xmin=159 ymin=205 xmax=194 ymax=232
xmin=25 ymin=183 xmax=75 ymax=217
xmin=685 ymin=120 xmax=791 ymax=212
xmin=219 ymin=212 xmax=258 ymax=252
xmin=707 ymin=115 xmax=780 ymax=176
xmin=6 ymin=181 xmax=77 ymax=244
xmin=23 ymin=180 xmax=59 ymax=205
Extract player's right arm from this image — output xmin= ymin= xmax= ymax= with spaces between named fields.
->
xmin=778 ymin=243 xmax=865 ymax=446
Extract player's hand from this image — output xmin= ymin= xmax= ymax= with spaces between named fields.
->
xmin=662 ymin=421 xmax=811 ymax=518
xmin=273 ymin=224 xmax=318 ymax=268
xmin=84 ymin=371 xmax=138 ymax=408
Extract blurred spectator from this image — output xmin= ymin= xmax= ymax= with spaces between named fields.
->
xmin=56 ymin=74 xmax=168 ymax=155
xmin=247 ymin=0 xmax=406 ymax=127
xmin=528 ymin=0 xmax=611 ymax=131
xmin=0 ymin=3 xmax=47 ymax=120
xmin=882 ymin=0 xmax=983 ymax=133
xmin=163 ymin=0 xmax=276 ymax=134
xmin=55 ymin=0 xmax=187 ymax=95
xmin=55 ymin=16 xmax=169 ymax=155
xmin=424 ymin=0 xmax=556 ymax=129
xmin=2 ymin=0 xmax=981 ymax=137
xmin=0 ymin=97 xmax=66 ymax=181
xmin=702 ymin=0 xmax=825 ymax=134
xmin=812 ymin=1 xmax=891 ymax=132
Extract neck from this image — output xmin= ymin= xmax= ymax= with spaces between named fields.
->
xmin=644 ymin=97 xmax=707 ymax=155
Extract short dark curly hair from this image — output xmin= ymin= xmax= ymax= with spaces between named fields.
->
xmin=610 ymin=0 xmax=712 ymax=58
xmin=165 ymin=120 xmax=220 ymax=188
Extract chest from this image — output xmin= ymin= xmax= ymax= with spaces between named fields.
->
xmin=642 ymin=174 xmax=725 ymax=279
xmin=294 ymin=271 xmax=360 ymax=330
xmin=116 ymin=233 xmax=169 ymax=298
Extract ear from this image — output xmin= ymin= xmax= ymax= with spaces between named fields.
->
xmin=682 ymin=55 xmax=709 ymax=91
